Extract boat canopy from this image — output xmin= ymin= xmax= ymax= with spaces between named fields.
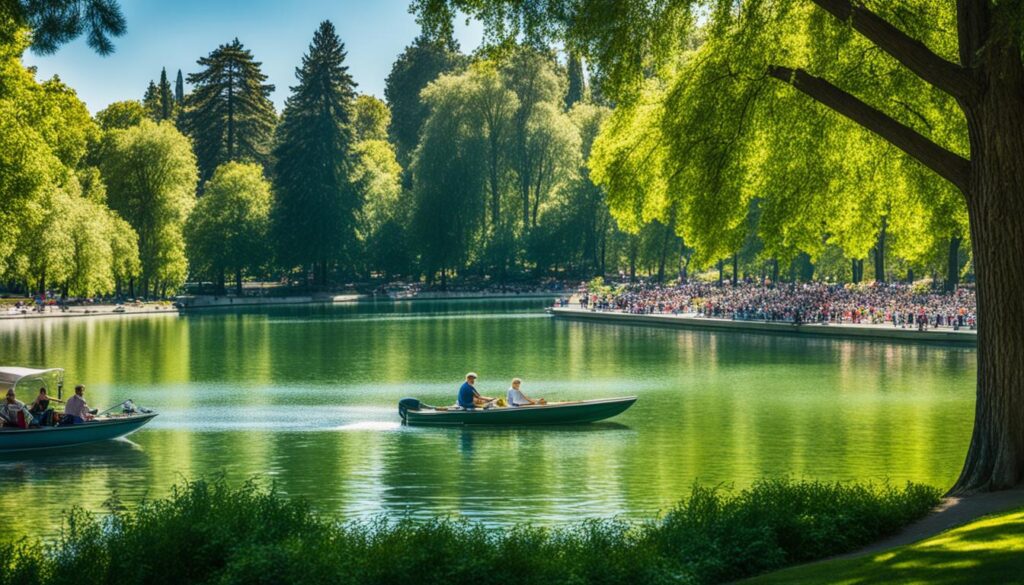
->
xmin=0 ymin=367 xmax=65 ymax=393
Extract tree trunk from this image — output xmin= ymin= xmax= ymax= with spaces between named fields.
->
xmin=851 ymin=258 xmax=862 ymax=284
xmin=950 ymin=48 xmax=1024 ymax=494
xmin=235 ymin=267 xmax=243 ymax=296
xmin=946 ymin=235 xmax=962 ymax=292
xmin=731 ymin=253 xmax=739 ymax=285
xmin=771 ymin=258 xmax=780 ymax=285
xmin=873 ymin=217 xmax=886 ymax=282
xmin=717 ymin=260 xmax=724 ymax=285
xmin=907 ymin=268 xmax=914 ymax=283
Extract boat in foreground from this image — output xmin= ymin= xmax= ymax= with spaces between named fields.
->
xmin=398 ymin=396 xmax=637 ymax=426
xmin=0 ymin=367 xmax=157 ymax=452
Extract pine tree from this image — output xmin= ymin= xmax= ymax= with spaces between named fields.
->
xmin=565 ymin=52 xmax=585 ymax=109
xmin=272 ymin=21 xmax=359 ymax=286
xmin=175 ymin=69 xmax=184 ymax=104
xmin=158 ymin=67 xmax=174 ymax=121
xmin=183 ymin=39 xmax=277 ymax=184
xmin=142 ymin=80 xmax=160 ymax=119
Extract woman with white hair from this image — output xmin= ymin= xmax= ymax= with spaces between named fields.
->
xmin=506 ymin=378 xmax=546 ymax=407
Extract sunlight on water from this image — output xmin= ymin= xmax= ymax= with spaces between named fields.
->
xmin=0 ymin=298 xmax=976 ymax=537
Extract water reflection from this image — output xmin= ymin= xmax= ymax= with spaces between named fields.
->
xmin=0 ymin=299 xmax=975 ymax=538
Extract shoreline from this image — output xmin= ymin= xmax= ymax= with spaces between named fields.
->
xmin=0 ymin=305 xmax=178 ymax=321
xmin=550 ymin=306 xmax=978 ymax=344
xmin=1 ymin=292 xmax=563 ymax=321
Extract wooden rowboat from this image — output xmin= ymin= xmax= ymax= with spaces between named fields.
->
xmin=398 ymin=396 xmax=637 ymax=426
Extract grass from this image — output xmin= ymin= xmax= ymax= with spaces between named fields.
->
xmin=0 ymin=478 xmax=940 ymax=585
xmin=745 ymin=507 xmax=1024 ymax=584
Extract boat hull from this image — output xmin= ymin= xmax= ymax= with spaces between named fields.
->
xmin=402 ymin=397 xmax=637 ymax=426
xmin=0 ymin=413 xmax=158 ymax=452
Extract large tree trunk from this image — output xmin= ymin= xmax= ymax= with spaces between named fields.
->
xmin=950 ymin=46 xmax=1024 ymax=494
xmin=235 ymin=267 xmax=243 ymax=296
xmin=731 ymin=253 xmax=739 ymax=285
xmin=946 ymin=235 xmax=962 ymax=292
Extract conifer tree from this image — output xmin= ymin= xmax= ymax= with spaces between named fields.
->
xmin=272 ymin=21 xmax=359 ymax=286
xmin=158 ymin=67 xmax=174 ymax=121
xmin=175 ymin=69 xmax=184 ymax=104
xmin=142 ymin=80 xmax=160 ymax=119
xmin=183 ymin=39 xmax=277 ymax=184
xmin=565 ymin=52 xmax=585 ymax=109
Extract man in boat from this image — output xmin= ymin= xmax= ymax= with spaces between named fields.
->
xmin=30 ymin=387 xmax=62 ymax=426
xmin=63 ymin=385 xmax=95 ymax=424
xmin=506 ymin=378 xmax=546 ymax=407
xmin=457 ymin=372 xmax=495 ymax=409
xmin=0 ymin=389 xmax=32 ymax=428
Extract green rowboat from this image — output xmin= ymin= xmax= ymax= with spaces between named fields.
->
xmin=399 ymin=396 xmax=637 ymax=426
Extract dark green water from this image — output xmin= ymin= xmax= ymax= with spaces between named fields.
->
xmin=0 ymin=299 xmax=975 ymax=536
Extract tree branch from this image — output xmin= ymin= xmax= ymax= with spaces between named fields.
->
xmin=768 ymin=66 xmax=970 ymax=193
xmin=811 ymin=0 xmax=978 ymax=101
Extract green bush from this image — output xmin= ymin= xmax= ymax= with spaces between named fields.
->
xmin=0 ymin=478 xmax=940 ymax=585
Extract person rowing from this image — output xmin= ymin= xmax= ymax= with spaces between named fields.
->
xmin=506 ymin=378 xmax=546 ymax=407
xmin=457 ymin=372 xmax=496 ymax=409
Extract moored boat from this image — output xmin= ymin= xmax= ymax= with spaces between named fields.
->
xmin=0 ymin=367 xmax=157 ymax=452
xmin=398 ymin=396 xmax=637 ymax=426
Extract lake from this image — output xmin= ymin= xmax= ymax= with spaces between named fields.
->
xmin=0 ymin=299 xmax=975 ymax=536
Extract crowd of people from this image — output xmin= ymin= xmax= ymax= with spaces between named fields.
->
xmin=577 ymin=282 xmax=977 ymax=331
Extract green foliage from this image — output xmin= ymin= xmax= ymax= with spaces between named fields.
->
xmin=352 ymin=94 xmax=390 ymax=142
xmin=272 ymin=20 xmax=360 ymax=284
xmin=353 ymin=139 xmax=411 ymax=277
xmin=95 ymin=100 xmax=145 ymax=130
xmin=183 ymin=38 xmax=277 ymax=184
xmin=384 ymin=33 xmax=464 ymax=167
xmin=99 ymin=119 xmax=197 ymax=295
xmin=0 ymin=478 xmax=939 ymax=585
xmin=10 ymin=0 xmax=126 ymax=55
xmin=186 ymin=162 xmax=272 ymax=293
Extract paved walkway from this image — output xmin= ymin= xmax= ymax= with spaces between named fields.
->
xmin=549 ymin=306 xmax=977 ymax=344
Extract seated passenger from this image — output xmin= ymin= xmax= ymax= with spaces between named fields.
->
xmin=457 ymin=372 xmax=495 ymax=409
xmin=506 ymin=378 xmax=546 ymax=407
xmin=0 ymin=389 xmax=32 ymax=428
xmin=30 ymin=387 xmax=62 ymax=426
xmin=63 ymin=385 xmax=95 ymax=424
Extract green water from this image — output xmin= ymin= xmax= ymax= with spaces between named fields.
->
xmin=0 ymin=299 xmax=975 ymax=536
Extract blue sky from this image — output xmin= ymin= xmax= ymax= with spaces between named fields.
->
xmin=23 ymin=0 xmax=483 ymax=113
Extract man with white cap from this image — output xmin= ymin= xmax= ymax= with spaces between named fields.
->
xmin=457 ymin=372 xmax=494 ymax=409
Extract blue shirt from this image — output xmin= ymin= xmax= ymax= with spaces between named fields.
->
xmin=457 ymin=382 xmax=478 ymax=408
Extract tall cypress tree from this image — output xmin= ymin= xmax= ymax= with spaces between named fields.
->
xmin=184 ymin=39 xmax=276 ymax=184
xmin=272 ymin=21 xmax=359 ymax=286
xmin=158 ymin=67 xmax=174 ymax=120
xmin=565 ymin=52 xmax=585 ymax=109
xmin=174 ymin=69 xmax=184 ymax=104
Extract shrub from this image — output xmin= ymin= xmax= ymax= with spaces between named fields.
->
xmin=0 ymin=478 xmax=940 ymax=585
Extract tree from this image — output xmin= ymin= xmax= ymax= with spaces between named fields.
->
xmin=99 ymin=120 xmax=197 ymax=296
xmin=186 ymin=162 xmax=271 ymax=295
xmin=353 ymin=139 xmax=409 ymax=278
xmin=565 ymin=51 xmax=585 ymax=109
xmin=412 ymin=74 xmax=487 ymax=286
xmin=175 ymin=69 xmax=184 ymax=104
xmin=183 ymin=38 xmax=276 ymax=184
xmin=95 ymin=100 xmax=145 ymax=130
xmin=418 ymin=0 xmax=1024 ymax=494
xmin=272 ymin=20 xmax=359 ymax=286
xmin=384 ymin=33 xmax=463 ymax=167
xmin=142 ymin=80 xmax=160 ymax=119
xmin=158 ymin=67 xmax=174 ymax=121
xmin=352 ymin=94 xmax=390 ymax=141
xmin=9 ymin=0 xmax=125 ymax=55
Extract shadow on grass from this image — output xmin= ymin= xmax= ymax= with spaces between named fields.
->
xmin=749 ymin=510 xmax=1024 ymax=584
